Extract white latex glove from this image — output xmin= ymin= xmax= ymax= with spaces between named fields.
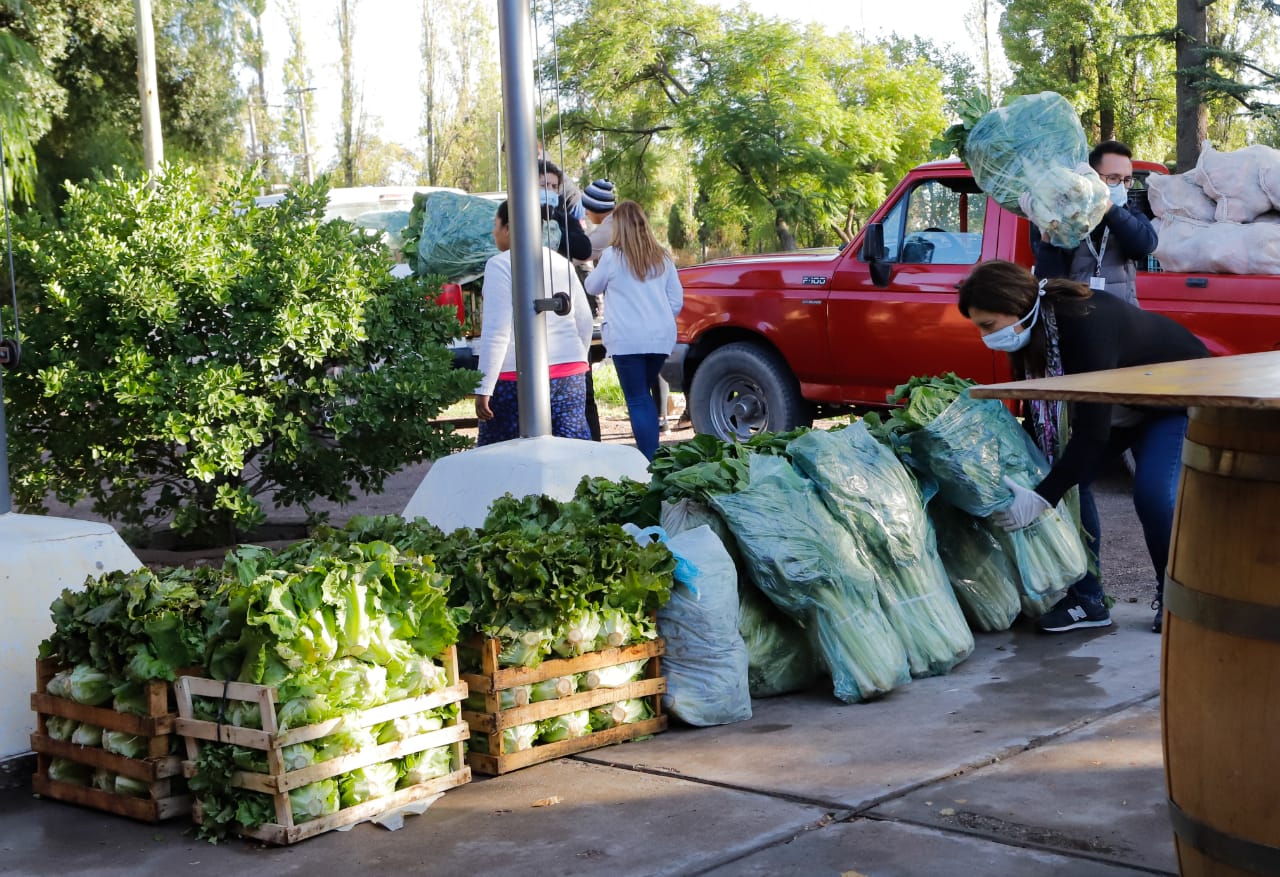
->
xmin=992 ymin=476 xmax=1052 ymax=531
xmin=1018 ymin=191 xmax=1034 ymax=217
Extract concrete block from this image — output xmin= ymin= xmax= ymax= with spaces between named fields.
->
xmin=0 ymin=514 xmax=140 ymax=759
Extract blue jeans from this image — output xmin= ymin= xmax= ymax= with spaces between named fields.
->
xmin=612 ymin=353 xmax=667 ymax=460
xmin=1070 ymin=412 xmax=1188 ymax=605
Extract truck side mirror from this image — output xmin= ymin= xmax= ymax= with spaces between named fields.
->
xmin=860 ymin=222 xmax=893 ymax=288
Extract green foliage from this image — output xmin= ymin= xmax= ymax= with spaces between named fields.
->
xmin=6 ymin=165 xmax=478 ymax=543
xmin=547 ymin=0 xmax=948 ymax=252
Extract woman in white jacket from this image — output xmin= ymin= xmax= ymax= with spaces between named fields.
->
xmin=474 ymin=200 xmax=594 ymax=444
xmin=585 ymin=201 xmax=684 ymax=460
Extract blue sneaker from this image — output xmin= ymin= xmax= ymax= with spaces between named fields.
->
xmin=1037 ymin=595 xmax=1112 ymax=633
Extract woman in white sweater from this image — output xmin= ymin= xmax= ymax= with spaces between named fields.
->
xmin=584 ymin=201 xmax=684 ymax=460
xmin=474 ymin=200 xmax=594 ymax=444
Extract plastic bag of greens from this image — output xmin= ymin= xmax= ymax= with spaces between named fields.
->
xmin=927 ymin=500 xmax=1021 ymax=632
xmin=414 ymin=191 xmax=500 ymax=281
xmin=790 ymin=425 xmax=974 ymax=677
xmin=711 ymin=455 xmax=911 ymax=703
xmin=590 ymin=699 xmax=652 ymax=730
xmin=661 ymin=498 xmax=743 ymax=570
xmin=71 ymin=723 xmax=103 ymax=748
xmin=996 ymin=498 xmax=1088 ymax=600
xmin=538 ymin=710 xmax=592 ymax=743
xmin=398 ymin=746 xmax=454 ymax=787
xmin=291 ymin=779 xmax=341 ymax=822
xmin=339 ymin=762 xmax=400 ymax=808
xmin=656 ymin=526 xmax=752 ymax=726
xmin=965 ymin=91 xmax=1110 ymax=249
xmin=908 ymin=391 xmax=1047 ymax=517
xmin=736 ymin=584 xmax=818 ymax=697
xmin=48 ymin=758 xmax=93 ymax=786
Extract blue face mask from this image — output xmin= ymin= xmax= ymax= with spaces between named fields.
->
xmin=539 ymin=189 xmax=560 ymax=209
xmin=981 ymin=292 xmax=1043 ymax=353
xmin=1108 ymin=183 xmax=1128 ymax=208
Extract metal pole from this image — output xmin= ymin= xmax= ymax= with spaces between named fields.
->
xmin=298 ymin=96 xmax=314 ymax=184
xmin=134 ymin=0 xmax=164 ymax=172
xmin=0 ymin=370 xmax=10 ymax=514
xmin=497 ymin=0 xmax=551 ymax=437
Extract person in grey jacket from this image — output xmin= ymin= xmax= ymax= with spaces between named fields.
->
xmin=1031 ymin=140 xmax=1157 ymax=307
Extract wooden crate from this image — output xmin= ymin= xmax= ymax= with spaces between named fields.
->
xmin=461 ymin=637 xmax=667 ymax=775
xmin=29 ymin=659 xmax=190 ymax=822
xmin=174 ymin=645 xmax=471 ymax=845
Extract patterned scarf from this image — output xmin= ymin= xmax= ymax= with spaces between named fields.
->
xmin=1027 ymin=302 xmax=1069 ymax=464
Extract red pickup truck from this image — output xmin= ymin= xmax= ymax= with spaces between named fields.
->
xmin=665 ymin=159 xmax=1280 ymax=440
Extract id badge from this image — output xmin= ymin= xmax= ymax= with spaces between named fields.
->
xmin=1089 ymin=276 xmax=1107 ymax=291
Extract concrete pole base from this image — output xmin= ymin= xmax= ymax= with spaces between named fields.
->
xmin=0 ymin=514 xmax=140 ymax=759
xmin=402 ymin=436 xmax=650 ymax=532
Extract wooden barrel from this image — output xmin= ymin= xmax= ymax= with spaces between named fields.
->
xmin=1163 ymin=406 xmax=1280 ymax=877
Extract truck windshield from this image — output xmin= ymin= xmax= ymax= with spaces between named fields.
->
xmin=877 ymin=178 xmax=986 ymax=266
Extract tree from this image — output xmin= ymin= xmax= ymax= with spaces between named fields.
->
xmin=335 ymin=0 xmax=363 ymax=187
xmin=1000 ymin=0 xmax=1178 ymax=161
xmin=237 ymin=0 xmax=274 ymax=185
xmin=278 ymin=0 xmax=316 ymax=182
xmin=547 ymin=0 xmax=947 ymax=251
xmin=26 ymin=0 xmax=246 ymax=213
xmin=7 ymin=166 xmax=477 ymax=544
xmin=0 ymin=1 xmax=67 ymax=203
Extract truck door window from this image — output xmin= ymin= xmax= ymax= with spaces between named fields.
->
xmin=882 ymin=179 xmax=985 ymax=265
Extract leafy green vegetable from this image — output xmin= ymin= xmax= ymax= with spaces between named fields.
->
xmin=589 ymin=699 xmax=652 ymax=730
xmin=579 ymin=660 xmax=647 ymax=691
xmin=927 ymin=501 xmax=1021 ymax=632
xmin=47 ymin=758 xmax=92 ymax=786
xmin=789 ymin=424 xmax=974 ymax=678
xmin=711 ymin=455 xmax=911 ymax=703
xmin=530 ymin=676 xmax=577 ymax=703
xmin=45 ymin=716 xmax=79 ymax=742
xmin=538 ymin=710 xmax=591 ymax=743
xmin=101 ymin=731 xmax=147 ymax=759
xmin=338 ymin=762 xmax=399 ymax=808
xmin=70 ymin=723 xmax=103 ymax=748
xmin=66 ymin=665 xmax=116 ymax=707
xmin=398 ymin=747 xmax=454 ymax=787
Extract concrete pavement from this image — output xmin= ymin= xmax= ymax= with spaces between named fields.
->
xmin=1 ymin=602 xmax=1174 ymax=876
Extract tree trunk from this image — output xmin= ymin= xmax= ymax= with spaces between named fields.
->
xmin=775 ymin=216 xmax=797 ymax=252
xmin=1176 ymin=0 xmax=1209 ymax=171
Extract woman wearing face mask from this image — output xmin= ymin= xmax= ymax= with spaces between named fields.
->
xmin=1029 ymin=140 xmax=1157 ymax=308
xmin=957 ymin=260 xmax=1207 ymax=635
xmin=536 ymin=159 xmax=593 ymax=262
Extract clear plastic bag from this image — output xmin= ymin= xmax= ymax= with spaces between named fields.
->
xmin=789 ymin=424 xmax=973 ymax=677
xmin=927 ymin=500 xmax=1021 ymax=632
xmin=415 ymin=192 xmax=500 ymax=281
xmin=966 ymin=91 xmax=1109 ymax=249
xmin=711 ymin=455 xmax=910 ymax=704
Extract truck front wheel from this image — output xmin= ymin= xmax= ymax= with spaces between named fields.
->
xmin=688 ymin=342 xmax=811 ymax=441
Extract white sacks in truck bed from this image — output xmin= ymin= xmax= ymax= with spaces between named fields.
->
xmin=1150 ymin=142 xmax=1280 ymax=274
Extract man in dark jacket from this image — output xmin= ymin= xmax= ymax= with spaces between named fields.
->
xmin=1031 ymin=140 xmax=1156 ymax=307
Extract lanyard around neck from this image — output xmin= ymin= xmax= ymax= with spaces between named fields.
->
xmin=1083 ymin=227 xmax=1110 ymax=276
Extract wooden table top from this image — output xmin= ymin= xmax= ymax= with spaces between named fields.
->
xmin=968 ymin=350 xmax=1280 ymax=409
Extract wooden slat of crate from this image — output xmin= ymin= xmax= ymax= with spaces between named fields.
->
xmin=31 ymin=774 xmax=190 ymax=823
xmin=466 ymin=716 xmax=668 ymax=776
xmin=191 ymin=767 xmax=470 ymax=846
xmin=180 ymin=722 xmax=470 ymax=794
xmin=174 ymin=682 xmax=468 ymax=751
xmin=463 ymin=677 xmax=665 ymax=734
xmin=29 ymin=734 xmax=182 ymax=781
xmin=29 ymin=693 xmax=174 ymax=739
xmin=461 ymin=638 xmax=665 ymax=694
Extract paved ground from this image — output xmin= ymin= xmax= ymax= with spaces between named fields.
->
xmin=0 ymin=604 xmax=1171 ymax=876
xmin=9 ymin=413 xmax=1178 ymax=875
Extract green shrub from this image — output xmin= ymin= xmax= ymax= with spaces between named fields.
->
xmin=5 ymin=165 xmax=479 ymax=544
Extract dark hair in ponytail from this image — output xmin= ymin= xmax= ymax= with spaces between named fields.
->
xmin=957 ymin=260 xmax=1093 ymax=378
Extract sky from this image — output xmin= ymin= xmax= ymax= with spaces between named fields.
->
xmin=259 ymin=0 xmax=982 ymax=172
